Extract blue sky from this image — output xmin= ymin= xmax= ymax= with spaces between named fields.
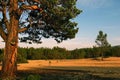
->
xmin=0 ymin=0 xmax=120 ymax=50
xmin=75 ymin=0 xmax=120 ymax=48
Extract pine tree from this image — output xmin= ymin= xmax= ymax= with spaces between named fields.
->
xmin=95 ymin=31 xmax=110 ymax=60
xmin=0 ymin=0 xmax=81 ymax=79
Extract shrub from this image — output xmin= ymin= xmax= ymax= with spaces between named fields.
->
xmin=26 ymin=75 xmax=41 ymax=80
xmin=17 ymin=53 xmax=28 ymax=63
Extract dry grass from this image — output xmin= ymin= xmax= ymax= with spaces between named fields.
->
xmin=0 ymin=57 xmax=120 ymax=71
xmin=0 ymin=57 xmax=120 ymax=80
xmin=16 ymin=57 xmax=120 ymax=71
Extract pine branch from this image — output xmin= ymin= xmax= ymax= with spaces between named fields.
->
xmin=20 ymin=4 xmax=40 ymax=10
xmin=18 ymin=27 xmax=29 ymax=33
xmin=2 ymin=2 xmax=10 ymax=32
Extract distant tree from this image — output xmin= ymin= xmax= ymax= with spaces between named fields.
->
xmin=95 ymin=31 xmax=110 ymax=60
xmin=0 ymin=0 xmax=81 ymax=79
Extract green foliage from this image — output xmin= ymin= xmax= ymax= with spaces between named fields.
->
xmin=71 ymin=49 xmax=86 ymax=59
xmin=95 ymin=31 xmax=111 ymax=60
xmin=20 ymin=74 xmax=41 ymax=80
xmin=14 ymin=46 xmax=120 ymax=60
xmin=0 ymin=45 xmax=120 ymax=62
xmin=19 ymin=0 xmax=82 ymax=43
xmin=0 ymin=45 xmax=119 ymax=62
xmin=110 ymin=46 xmax=120 ymax=57
xmin=95 ymin=31 xmax=110 ymax=47
xmin=18 ymin=47 xmax=28 ymax=59
xmin=92 ymin=46 xmax=101 ymax=59
xmin=17 ymin=53 xmax=28 ymax=63
xmin=26 ymin=75 xmax=41 ymax=80
xmin=17 ymin=47 xmax=28 ymax=63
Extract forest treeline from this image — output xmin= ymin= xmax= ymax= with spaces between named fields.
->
xmin=0 ymin=46 xmax=120 ymax=63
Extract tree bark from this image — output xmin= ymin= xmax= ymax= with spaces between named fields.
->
xmin=1 ymin=0 xmax=19 ymax=79
xmin=2 ymin=39 xmax=18 ymax=79
xmin=1 ymin=21 xmax=18 ymax=79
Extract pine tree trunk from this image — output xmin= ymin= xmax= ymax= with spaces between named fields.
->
xmin=1 ymin=23 xmax=18 ymax=79
xmin=1 ymin=0 xmax=19 ymax=79
xmin=2 ymin=40 xmax=18 ymax=79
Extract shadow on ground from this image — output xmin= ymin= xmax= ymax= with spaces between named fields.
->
xmin=16 ymin=67 xmax=120 ymax=80
xmin=0 ymin=66 xmax=120 ymax=80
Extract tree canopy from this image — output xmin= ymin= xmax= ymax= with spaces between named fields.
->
xmin=0 ymin=0 xmax=81 ymax=43
xmin=95 ymin=31 xmax=110 ymax=47
xmin=16 ymin=0 xmax=81 ymax=43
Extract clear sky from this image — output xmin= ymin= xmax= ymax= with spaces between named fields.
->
xmin=0 ymin=0 xmax=120 ymax=50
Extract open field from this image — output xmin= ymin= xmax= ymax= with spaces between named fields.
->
xmin=0 ymin=57 xmax=120 ymax=80
xmin=17 ymin=57 xmax=120 ymax=71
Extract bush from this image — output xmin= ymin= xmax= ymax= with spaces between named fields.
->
xmin=26 ymin=75 xmax=41 ymax=80
xmin=17 ymin=53 xmax=28 ymax=63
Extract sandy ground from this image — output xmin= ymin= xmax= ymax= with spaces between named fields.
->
xmin=0 ymin=57 xmax=120 ymax=70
